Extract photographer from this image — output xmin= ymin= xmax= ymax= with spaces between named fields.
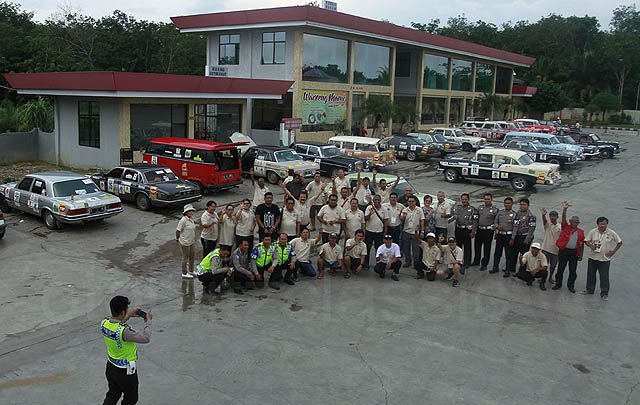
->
xmin=101 ymin=296 xmax=152 ymax=405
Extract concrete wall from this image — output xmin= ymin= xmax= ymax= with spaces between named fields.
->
xmin=57 ymin=96 xmax=120 ymax=169
xmin=249 ymin=129 xmax=281 ymax=146
xmin=544 ymin=108 xmax=640 ymax=124
xmin=0 ymin=129 xmax=55 ymax=165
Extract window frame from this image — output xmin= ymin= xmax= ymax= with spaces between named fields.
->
xmin=219 ymin=34 xmax=240 ymax=65
xmin=78 ymin=101 xmax=100 ymax=148
xmin=261 ymin=31 xmax=286 ymax=65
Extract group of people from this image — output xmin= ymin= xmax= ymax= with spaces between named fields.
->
xmin=174 ymin=167 xmax=622 ymax=300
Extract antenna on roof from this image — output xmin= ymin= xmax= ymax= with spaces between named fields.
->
xmin=321 ymin=0 xmax=337 ymax=11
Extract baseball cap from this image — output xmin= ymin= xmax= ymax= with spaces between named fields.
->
xmin=549 ymin=210 xmax=559 ymax=216
xmin=383 ymin=234 xmax=393 ymax=239
xmin=426 ymin=232 xmax=436 ymax=239
xmin=447 ymin=236 xmax=456 ymax=242
xmin=329 ymin=232 xmax=338 ymax=239
xmin=530 ymin=242 xmax=542 ymax=249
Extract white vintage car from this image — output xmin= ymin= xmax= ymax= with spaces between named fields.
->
xmin=429 ymin=127 xmax=486 ymax=151
xmin=241 ymin=146 xmax=320 ymax=184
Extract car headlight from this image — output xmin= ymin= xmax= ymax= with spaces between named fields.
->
xmin=348 ymin=164 xmax=353 ymax=171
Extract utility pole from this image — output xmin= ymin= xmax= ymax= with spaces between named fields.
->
xmin=618 ymin=59 xmax=625 ymax=105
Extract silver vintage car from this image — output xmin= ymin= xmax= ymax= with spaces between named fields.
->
xmin=0 ymin=171 xmax=124 ymax=230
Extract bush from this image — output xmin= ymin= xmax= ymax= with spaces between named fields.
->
xmin=608 ymin=114 xmax=632 ymax=124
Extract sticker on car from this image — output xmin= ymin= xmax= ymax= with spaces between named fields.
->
xmin=492 ymin=171 xmax=500 ymax=179
xmin=471 ymin=165 xmax=479 ymax=176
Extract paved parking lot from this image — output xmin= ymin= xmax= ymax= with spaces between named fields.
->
xmin=1 ymin=134 xmax=639 ymax=404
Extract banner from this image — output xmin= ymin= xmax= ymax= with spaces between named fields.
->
xmin=301 ymin=90 xmax=348 ymax=126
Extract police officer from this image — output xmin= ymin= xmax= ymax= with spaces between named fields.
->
xmin=453 ymin=193 xmax=477 ymax=273
xmin=492 ymin=197 xmax=516 ymax=275
xmin=102 ymin=296 xmax=152 ymax=405
xmin=250 ymin=234 xmax=276 ymax=289
xmin=273 ymin=232 xmax=297 ymax=289
xmin=194 ymin=245 xmax=237 ymax=294
xmin=472 ymin=192 xmax=498 ymax=271
xmin=510 ymin=198 xmax=536 ymax=277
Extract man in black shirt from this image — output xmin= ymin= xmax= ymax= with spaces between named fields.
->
xmin=285 ymin=173 xmax=307 ymax=200
xmin=255 ymin=192 xmax=281 ymax=241
xmin=397 ymin=185 xmax=420 ymax=207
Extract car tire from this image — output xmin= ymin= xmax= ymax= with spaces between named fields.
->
xmin=189 ymin=180 xmax=207 ymax=195
xmin=548 ymin=158 xmax=560 ymax=165
xmin=407 ymin=151 xmax=418 ymax=161
xmin=0 ymin=230 xmax=4 ymax=239
xmin=444 ymin=168 xmax=460 ymax=183
xmin=136 ymin=193 xmax=152 ymax=211
xmin=43 ymin=210 xmax=59 ymax=230
xmin=511 ymin=176 xmax=530 ymax=191
xmin=0 ymin=197 xmax=12 ymax=213
xmin=600 ymin=149 xmax=612 ymax=159
xmin=462 ymin=143 xmax=473 ymax=152
xmin=266 ymin=171 xmax=280 ymax=185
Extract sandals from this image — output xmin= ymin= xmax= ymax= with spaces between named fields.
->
xmin=317 ymin=273 xmax=323 ymax=280
xmin=328 ymin=269 xmax=337 ymax=276
xmin=344 ymin=272 xmax=351 ymax=279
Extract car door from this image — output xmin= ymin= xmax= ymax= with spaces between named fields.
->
xmin=104 ymin=167 xmax=124 ymax=196
xmin=242 ymin=148 xmax=257 ymax=173
xmin=307 ymin=145 xmax=322 ymax=165
xmin=121 ymin=169 xmax=141 ymax=201
xmin=466 ymin=153 xmax=494 ymax=180
xmin=295 ymin=144 xmax=310 ymax=160
xmin=28 ymin=177 xmax=47 ymax=216
xmin=254 ymin=149 xmax=270 ymax=176
xmin=12 ymin=176 xmax=34 ymax=210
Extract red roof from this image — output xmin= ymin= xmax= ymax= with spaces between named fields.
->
xmin=512 ymin=85 xmax=538 ymax=96
xmin=3 ymin=72 xmax=294 ymax=95
xmin=171 ymin=5 xmax=535 ymax=67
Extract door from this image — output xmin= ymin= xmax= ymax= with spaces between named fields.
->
xmin=212 ymin=148 xmax=241 ymax=186
xmin=104 ymin=167 xmax=124 ymax=195
xmin=28 ymin=178 xmax=46 ymax=215
xmin=12 ymin=177 xmax=34 ymax=209
xmin=121 ymin=169 xmax=141 ymax=201
xmin=253 ymin=149 xmax=270 ymax=176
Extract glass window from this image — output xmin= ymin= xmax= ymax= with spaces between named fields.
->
xmin=351 ymin=94 xmax=365 ymax=136
xmin=423 ymin=54 xmax=449 ymax=90
xmin=342 ymin=142 xmax=355 ymax=150
xmin=295 ymin=145 xmax=308 ymax=154
xmin=130 ymin=104 xmax=187 ymax=150
xmin=31 ymin=178 xmax=46 ymax=195
xmin=308 ymin=146 xmax=320 ymax=156
xmin=17 ymin=177 xmax=34 ymax=191
xmin=451 ymin=59 xmax=473 ymax=91
xmin=302 ymin=34 xmax=348 ymax=83
xmin=496 ymin=66 xmax=512 ymax=94
xmin=475 ymin=63 xmax=494 ymax=93
xmin=449 ymin=98 xmax=464 ymax=124
xmin=215 ymin=149 xmax=239 ymax=171
xmin=53 ymin=179 xmax=100 ymax=197
xmin=106 ymin=168 xmax=124 ymax=178
xmin=194 ymin=104 xmax=242 ymax=143
xmin=219 ymin=34 xmax=240 ymax=65
xmin=517 ymin=154 xmax=534 ymax=165
xmin=395 ymin=52 xmax=411 ymax=77
xmin=353 ymin=42 xmax=391 ymax=86
xmin=78 ymin=101 xmax=100 ymax=148
xmin=274 ymin=150 xmax=300 ymax=162
xmin=477 ymin=154 xmax=492 ymax=162
xmin=262 ymin=31 xmax=286 ymax=64
xmin=421 ymin=97 xmax=446 ymax=124
xmin=123 ymin=169 xmax=140 ymax=182
xmin=145 ymin=169 xmax=178 ymax=183
xmin=252 ymin=93 xmax=292 ymax=131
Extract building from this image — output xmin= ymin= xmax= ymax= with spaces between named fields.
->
xmin=171 ymin=5 xmax=535 ymax=142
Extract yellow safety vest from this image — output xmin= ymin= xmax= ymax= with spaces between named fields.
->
xmin=101 ymin=318 xmax=138 ymax=367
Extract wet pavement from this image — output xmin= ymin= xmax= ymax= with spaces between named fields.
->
xmin=1 ymin=134 xmax=639 ymax=404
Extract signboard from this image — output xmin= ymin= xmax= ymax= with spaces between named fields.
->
xmin=301 ymin=90 xmax=347 ymax=126
xmin=282 ymin=118 xmax=302 ymax=130
xmin=208 ymin=66 xmax=228 ymax=77
xmin=322 ymin=0 xmax=338 ymax=11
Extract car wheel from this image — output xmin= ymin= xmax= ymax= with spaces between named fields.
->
xmin=189 ymin=180 xmax=206 ymax=195
xmin=600 ymin=149 xmax=612 ymax=159
xmin=548 ymin=158 xmax=560 ymax=165
xmin=407 ymin=151 xmax=418 ymax=161
xmin=43 ymin=210 xmax=59 ymax=230
xmin=266 ymin=171 xmax=280 ymax=185
xmin=444 ymin=168 xmax=460 ymax=183
xmin=136 ymin=193 xmax=152 ymax=211
xmin=0 ymin=197 xmax=12 ymax=213
xmin=462 ymin=143 xmax=473 ymax=152
xmin=0 ymin=230 xmax=4 ymax=239
xmin=511 ymin=176 xmax=530 ymax=191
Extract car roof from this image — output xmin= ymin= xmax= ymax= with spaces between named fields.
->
xmin=28 ymin=171 xmax=88 ymax=182
xmin=251 ymin=145 xmax=291 ymax=151
xmin=477 ymin=148 xmax=527 ymax=158
xmin=149 ymin=137 xmax=243 ymax=150
xmin=506 ymin=131 xmax=553 ymax=139
xmin=294 ymin=142 xmax=333 ymax=147
xmin=119 ymin=164 xmax=173 ymax=172
xmin=329 ymin=136 xmax=380 ymax=144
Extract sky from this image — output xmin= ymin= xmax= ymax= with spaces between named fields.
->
xmin=18 ymin=0 xmax=637 ymax=30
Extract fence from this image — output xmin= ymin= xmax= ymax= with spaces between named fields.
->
xmin=0 ymin=129 xmax=56 ymax=165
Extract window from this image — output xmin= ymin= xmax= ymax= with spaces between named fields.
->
xmin=449 ymin=98 xmax=464 ymax=124
xmin=308 ymin=146 xmax=320 ymax=156
xmin=274 ymin=150 xmax=300 ymax=162
xmin=476 ymin=154 xmax=492 ymax=162
xmin=302 ymin=34 xmax=348 ymax=83
xmin=106 ymin=168 xmax=124 ymax=179
xmin=145 ymin=169 xmax=178 ymax=183
xmin=357 ymin=144 xmax=378 ymax=152
xmin=53 ymin=179 xmax=100 ymax=197
xmin=262 ymin=32 xmax=286 ymax=64
xmin=130 ymin=104 xmax=187 ymax=150
xmin=123 ymin=169 xmax=140 ymax=182
xmin=342 ymin=142 xmax=355 ymax=150
xmin=31 ymin=179 xmax=46 ymax=195
xmin=475 ymin=63 xmax=494 ymax=93
xmin=423 ymin=54 xmax=449 ymax=90
xmin=195 ymin=104 xmax=242 ymax=142
xmin=78 ymin=101 xmax=100 ymax=148
xmin=295 ymin=145 xmax=308 ymax=154
xmin=395 ymin=52 xmax=411 ymax=77
xmin=451 ymin=59 xmax=473 ymax=91
xmin=353 ymin=42 xmax=392 ymax=86
xmin=350 ymin=94 xmax=365 ymax=136
xmin=17 ymin=177 xmax=34 ymax=191
xmin=215 ymin=149 xmax=240 ymax=171
xmin=421 ymin=97 xmax=446 ymax=124
xmin=219 ymin=34 xmax=240 ymax=65
xmin=495 ymin=66 xmax=512 ymax=94
xmin=256 ymin=150 xmax=271 ymax=161
xmin=252 ymin=93 xmax=292 ymax=131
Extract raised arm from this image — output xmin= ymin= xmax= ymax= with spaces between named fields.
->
xmin=279 ymin=180 xmax=296 ymax=201
xmin=372 ymin=168 xmax=378 ymax=191
xmin=561 ymin=201 xmax=569 ymax=225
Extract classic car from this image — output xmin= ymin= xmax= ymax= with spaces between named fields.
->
xmin=91 ymin=164 xmax=201 ymax=211
xmin=429 ymin=127 xmax=486 ymax=151
xmin=328 ymin=136 xmax=397 ymax=168
xmin=407 ymin=132 xmax=462 ymax=156
xmin=437 ymin=148 xmax=561 ymax=191
xmin=378 ymin=135 xmax=441 ymax=161
xmin=567 ymin=132 xmax=621 ymax=156
xmin=483 ymin=139 xmax=578 ymax=167
xmin=502 ymin=132 xmax=587 ymax=159
xmin=241 ymin=146 xmax=320 ymax=184
xmin=0 ymin=209 xmax=5 ymax=239
xmin=0 ymin=171 xmax=123 ymax=230
xmin=554 ymin=135 xmax=606 ymax=159
xmin=293 ymin=142 xmax=369 ymax=176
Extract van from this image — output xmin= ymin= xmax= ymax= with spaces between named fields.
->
xmin=142 ymin=137 xmax=244 ymax=193
xmin=327 ymin=136 xmax=397 ymax=168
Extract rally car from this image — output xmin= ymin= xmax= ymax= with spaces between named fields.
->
xmin=437 ymin=148 xmax=561 ymax=191
xmin=293 ymin=142 xmax=370 ymax=176
xmin=429 ymin=127 xmax=486 ymax=151
xmin=0 ymin=171 xmax=123 ymax=230
xmin=482 ymin=139 xmax=579 ymax=167
xmin=91 ymin=164 xmax=201 ymax=211
xmin=241 ymin=146 xmax=320 ymax=184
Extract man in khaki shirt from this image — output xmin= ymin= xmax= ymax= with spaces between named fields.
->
xmin=344 ymin=199 xmax=365 ymax=241
xmin=400 ymin=196 xmax=424 ymax=268
xmin=515 ymin=242 xmax=549 ymax=290
xmin=382 ymin=193 xmax=405 ymax=245
xmin=290 ymin=228 xmax=322 ymax=278
xmin=415 ymin=232 xmax=442 ymax=281
xmin=317 ymin=195 xmax=346 ymax=243
xmin=541 ymin=208 xmax=561 ymax=283
xmin=317 ymin=233 xmax=343 ymax=279
xmin=306 ymin=173 xmax=326 ymax=231
xmin=583 ymin=217 xmax=622 ymax=300
xmin=344 ymin=230 xmax=367 ymax=277
xmin=435 ymin=191 xmax=451 ymax=244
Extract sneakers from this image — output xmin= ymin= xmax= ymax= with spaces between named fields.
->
xmin=539 ymin=282 xmax=547 ymax=291
xmin=489 ymin=268 xmax=499 ymax=274
xmin=391 ymin=273 xmax=399 ymax=281
xmin=182 ymin=273 xmax=194 ymax=279
xmin=552 ymin=284 xmax=562 ymax=290
xmin=601 ymin=295 xmax=609 ymax=301
xmin=479 ymin=265 xmax=487 ymax=271
xmin=187 ymin=271 xmax=196 ymax=277
xmin=452 ymin=280 xmax=459 ymax=287
xmin=503 ymin=271 xmax=510 ymax=278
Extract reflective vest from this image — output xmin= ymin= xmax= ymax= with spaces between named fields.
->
xmin=254 ymin=243 xmax=274 ymax=267
xmin=101 ymin=318 xmax=138 ymax=368
xmin=276 ymin=243 xmax=292 ymax=264
xmin=198 ymin=248 xmax=221 ymax=274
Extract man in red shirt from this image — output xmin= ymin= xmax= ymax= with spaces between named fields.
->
xmin=552 ymin=201 xmax=585 ymax=293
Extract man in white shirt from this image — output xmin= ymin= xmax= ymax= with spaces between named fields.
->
xmin=515 ymin=242 xmax=549 ymax=290
xmin=541 ymin=208 xmax=561 ymax=283
xmin=354 ymin=167 xmax=372 ymax=212
xmin=306 ymin=172 xmax=327 ymax=231
xmin=317 ymin=233 xmax=343 ymax=279
xmin=400 ymin=196 xmax=424 ymax=269
xmin=372 ymin=168 xmax=400 ymax=205
xmin=290 ymin=228 xmax=322 ymax=279
xmin=332 ymin=169 xmax=350 ymax=197
xmin=435 ymin=191 xmax=451 ymax=244
xmin=317 ymin=194 xmax=346 ymax=243
xmin=415 ymin=232 xmax=441 ymax=281
xmin=583 ymin=217 xmax=622 ymax=301
xmin=374 ymin=234 xmax=402 ymax=281
xmin=250 ymin=168 xmax=270 ymax=208
xmin=364 ymin=195 xmax=387 ymax=270
xmin=344 ymin=198 xmax=365 ymax=242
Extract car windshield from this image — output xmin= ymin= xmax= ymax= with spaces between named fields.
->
xmin=53 ymin=179 xmax=100 ymax=197
xmin=322 ymin=146 xmax=342 ymax=157
xmin=560 ymin=136 xmax=575 ymax=144
xmin=591 ymin=134 xmax=601 ymax=141
xmin=409 ymin=137 xmax=428 ymax=145
xmin=517 ymin=154 xmax=535 ymax=165
xmin=274 ymin=150 xmax=300 ymax=162
xmin=144 ymin=168 xmax=179 ymax=183
xmin=453 ymin=129 xmax=465 ymax=137
xmin=432 ymin=134 xmax=447 ymax=142
xmin=529 ymin=141 xmax=544 ymax=150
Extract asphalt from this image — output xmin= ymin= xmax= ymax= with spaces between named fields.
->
xmin=1 ymin=133 xmax=639 ymax=404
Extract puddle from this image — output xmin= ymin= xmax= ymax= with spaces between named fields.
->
xmin=289 ymin=304 xmax=302 ymax=312
xmin=0 ymin=373 xmax=71 ymax=390
xmin=573 ymin=364 xmax=590 ymax=374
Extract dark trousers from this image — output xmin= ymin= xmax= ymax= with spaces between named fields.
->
xmin=417 ymin=261 xmax=437 ymax=281
xmin=232 ymin=271 xmax=251 ymax=288
xmin=436 ymin=227 xmax=448 ymax=245
xmin=256 ymin=263 xmax=273 ymax=287
xmin=473 ymin=229 xmax=494 ymax=266
xmin=201 ymin=238 xmax=217 ymax=258
xmin=455 ymin=227 xmax=472 ymax=267
xmin=401 ymin=231 xmax=420 ymax=266
xmin=274 ymin=260 xmax=294 ymax=282
xmin=516 ymin=267 xmax=548 ymax=283
xmin=259 ymin=229 xmax=276 ymax=242
xmin=586 ymin=258 xmax=610 ymax=296
xmin=555 ymin=248 xmax=578 ymax=288
xmin=198 ymin=272 xmax=228 ymax=292
xmin=104 ymin=361 xmax=138 ymax=405
xmin=374 ymin=260 xmax=402 ymax=275
xmin=514 ymin=235 xmax=530 ymax=255
xmin=364 ymin=231 xmax=384 ymax=268
xmin=388 ymin=226 xmax=402 ymax=246
xmin=493 ymin=233 xmax=515 ymax=271
xmin=235 ymin=235 xmax=254 ymax=252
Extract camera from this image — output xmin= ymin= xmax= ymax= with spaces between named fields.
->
xmin=136 ymin=309 xmax=147 ymax=320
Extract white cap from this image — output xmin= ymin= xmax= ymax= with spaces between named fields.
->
xmin=530 ymin=242 xmax=542 ymax=250
xmin=183 ymin=204 xmax=196 ymax=214
xmin=426 ymin=232 xmax=436 ymax=239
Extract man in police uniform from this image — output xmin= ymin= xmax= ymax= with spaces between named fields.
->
xmin=251 ymin=234 xmax=276 ymax=289
xmin=472 ymin=193 xmax=498 ymax=271
xmin=273 ymin=232 xmax=297 ymax=289
xmin=195 ymin=245 xmax=236 ymax=294
xmin=453 ymin=193 xmax=477 ymax=273
xmin=492 ymin=197 xmax=516 ymax=275
xmin=510 ymin=198 xmax=536 ymax=277
xmin=102 ymin=296 xmax=152 ymax=405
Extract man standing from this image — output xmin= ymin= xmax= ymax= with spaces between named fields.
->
xmin=354 ymin=167 xmax=372 ymax=212
xmin=285 ymin=173 xmax=307 ymax=200
xmin=102 ymin=296 xmax=152 ymax=405
xmin=250 ymin=234 xmax=276 ymax=289
xmin=344 ymin=229 xmax=367 ymax=277
xmin=249 ymin=168 xmax=270 ymax=208
xmin=317 ymin=194 xmax=346 ymax=243
xmin=415 ymin=232 xmax=441 ymax=281
xmin=400 ymin=196 xmax=424 ymax=269
xmin=437 ymin=236 xmax=462 ymax=287
xmin=434 ymin=191 xmax=451 ymax=244
xmin=317 ymin=233 xmax=343 ymax=279
xmin=374 ymin=234 xmax=402 ymax=281
xmin=364 ymin=195 xmax=388 ymax=270
xmin=398 ymin=186 xmax=420 ymax=207
xmin=306 ymin=172 xmax=326 ymax=231
xmin=541 ymin=208 xmax=562 ymax=283
xmin=372 ymin=169 xmax=400 ymax=204
xmin=515 ymin=242 xmax=548 ymax=290
xmin=272 ymin=233 xmax=297 ymax=289
xmin=382 ymin=192 xmax=404 ymax=245
xmin=255 ymin=192 xmax=281 ymax=241
xmin=200 ymin=200 xmax=218 ymax=258
xmin=510 ymin=198 xmax=536 ymax=277
xmin=337 ymin=186 xmax=355 ymax=211
xmin=493 ymin=197 xmax=516 ymax=275
xmin=331 ymin=169 xmax=350 ymax=198
xmin=290 ymin=228 xmax=323 ymax=278
xmin=344 ymin=198 xmax=365 ymax=243
xmin=195 ymin=245 xmax=238 ymax=294
xmin=454 ymin=193 xmax=477 ymax=273
xmin=582 ymin=217 xmax=622 ymax=301
xmin=472 ymin=193 xmax=497 ymax=271
xmin=552 ymin=201 xmax=584 ymax=293
xmin=231 ymin=239 xmax=261 ymax=291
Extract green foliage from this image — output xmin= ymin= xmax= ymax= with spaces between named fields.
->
xmin=608 ymin=113 xmax=632 ymax=124
xmin=477 ymin=93 xmax=502 ymax=118
xmin=0 ymin=97 xmax=54 ymax=132
xmin=392 ymin=102 xmax=419 ymax=132
xmin=528 ymin=78 xmax=568 ymax=113
xmin=358 ymin=95 xmax=393 ymax=124
xmin=0 ymin=99 xmax=19 ymax=133
xmin=332 ymin=119 xmax=347 ymax=136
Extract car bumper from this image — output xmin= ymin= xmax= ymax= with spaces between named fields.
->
xmin=54 ymin=208 xmax=124 ymax=224
xmin=207 ymin=179 xmax=243 ymax=191
xmin=0 ymin=219 xmax=5 ymax=233
xmin=443 ymin=148 xmax=461 ymax=154
xmin=582 ymin=152 xmax=600 ymax=158
xmin=373 ymin=160 xmax=398 ymax=168
xmin=436 ymin=168 xmax=445 ymax=175
xmin=151 ymin=194 xmax=202 ymax=207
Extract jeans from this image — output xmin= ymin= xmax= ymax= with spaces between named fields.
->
xmin=586 ymin=258 xmax=610 ymax=296
xmin=365 ymin=231 xmax=383 ymax=268
xmin=454 ymin=227 xmax=472 ymax=267
xmin=473 ymin=229 xmax=494 ymax=266
xmin=401 ymin=231 xmax=420 ymax=266
xmin=103 ymin=361 xmax=139 ymax=405
xmin=295 ymin=261 xmax=317 ymax=277
xmin=201 ymin=238 xmax=217 ymax=258
xmin=555 ymin=248 xmax=578 ymax=288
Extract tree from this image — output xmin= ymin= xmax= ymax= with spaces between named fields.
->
xmin=528 ymin=78 xmax=568 ymax=114
xmin=589 ymin=91 xmax=622 ymax=118
xmin=477 ymin=93 xmax=502 ymax=118
xmin=392 ymin=103 xmax=419 ymax=133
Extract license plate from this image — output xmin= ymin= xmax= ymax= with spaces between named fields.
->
xmin=223 ymin=174 xmax=233 ymax=180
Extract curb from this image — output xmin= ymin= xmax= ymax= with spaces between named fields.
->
xmin=585 ymin=126 xmax=639 ymax=131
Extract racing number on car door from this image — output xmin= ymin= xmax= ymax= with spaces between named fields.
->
xmin=121 ymin=169 xmax=139 ymax=200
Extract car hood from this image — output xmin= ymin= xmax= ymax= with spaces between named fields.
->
xmin=323 ymin=156 xmax=366 ymax=166
xmin=536 ymin=148 xmax=574 ymax=157
xmin=525 ymin=162 xmax=560 ymax=173
xmin=149 ymin=180 xmax=198 ymax=193
xmin=549 ymin=144 xmax=582 ymax=153
xmin=281 ymin=160 xmax=320 ymax=170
